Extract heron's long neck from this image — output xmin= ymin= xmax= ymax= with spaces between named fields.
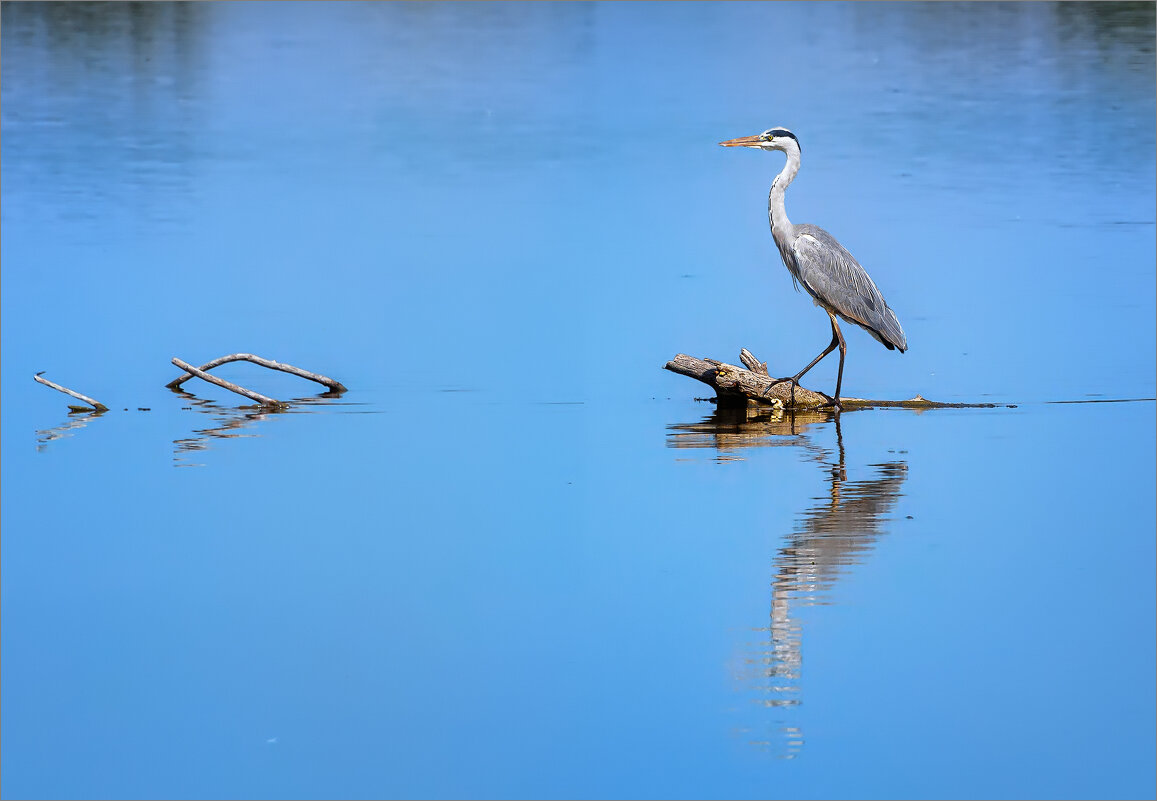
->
xmin=768 ymin=147 xmax=800 ymax=243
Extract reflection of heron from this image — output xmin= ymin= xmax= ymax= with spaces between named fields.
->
xmin=720 ymin=128 xmax=907 ymax=406
xmin=758 ymin=455 xmax=908 ymax=756
xmin=744 ymin=414 xmax=907 ymax=754
xmin=667 ymin=409 xmax=908 ymax=756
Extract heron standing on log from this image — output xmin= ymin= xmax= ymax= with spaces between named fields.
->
xmin=720 ymin=127 xmax=907 ymax=408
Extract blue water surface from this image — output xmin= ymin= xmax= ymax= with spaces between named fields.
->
xmin=2 ymin=3 xmax=1154 ymax=799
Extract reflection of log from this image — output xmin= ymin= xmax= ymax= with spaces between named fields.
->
xmin=33 ymin=373 xmax=109 ymax=412
xmin=171 ymin=358 xmax=283 ymax=408
xmin=665 ymin=350 xmax=1006 ymax=409
xmin=668 ymin=406 xmax=831 ymax=452
xmin=166 ymin=353 xmax=346 ymax=393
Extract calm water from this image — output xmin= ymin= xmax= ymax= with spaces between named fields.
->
xmin=2 ymin=2 xmax=1154 ymax=799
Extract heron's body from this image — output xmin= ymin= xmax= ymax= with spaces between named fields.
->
xmin=777 ymin=224 xmax=907 ymax=353
xmin=721 ymin=127 xmax=906 ymax=405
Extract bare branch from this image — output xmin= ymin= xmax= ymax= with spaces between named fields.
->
xmin=33 ymin=373 xmax=109 ymax=412
xmin=171 ymin=358 xmax=284 ymax=408
xmin=739 ymin=348 xmax=768 ymax=375
xmin=165 ymin=353 xmax=346 ymax=392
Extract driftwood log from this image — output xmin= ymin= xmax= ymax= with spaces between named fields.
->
xmin=666 ymin=349 xmax=1009 ymax=410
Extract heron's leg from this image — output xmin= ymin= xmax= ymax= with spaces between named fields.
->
xmin=772 ymin=315 xmax=841 ymax=406
xmin=790 ymin=316 xmax=841 ymax=383
xmin=828 ymin=312 xmax=847 ymax=409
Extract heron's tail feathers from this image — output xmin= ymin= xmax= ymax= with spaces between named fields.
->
xmin=879 ymin=305 xmax=908 ymax=353
xmin=864 ymin=302 xmax=906 ymax=352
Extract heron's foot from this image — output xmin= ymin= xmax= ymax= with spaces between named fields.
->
xmin=759 ymin=376 xmax=794 ymax=395
xmin=818 ymin=395 xmax=843 ymax=411
xmin=762 ymin=376 xmax=799 ymax=407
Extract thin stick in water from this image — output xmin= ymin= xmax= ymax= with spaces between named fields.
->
xmin=33 ymin=373 xmax=109 ymax=412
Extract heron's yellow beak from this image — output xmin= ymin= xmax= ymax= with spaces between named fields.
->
xmin=719 ymin=135 xmax=764 ymax=147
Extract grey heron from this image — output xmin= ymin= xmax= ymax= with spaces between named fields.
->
xmin=720 ymin=127 xmax=907 ymax=408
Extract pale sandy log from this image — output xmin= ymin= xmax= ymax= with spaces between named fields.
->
xmin=171 ymin=358 xmax=283 ymax=407
xmin=34 ymin=373 xmax=109 ymax=412
xmin=166 ymin=353 xmax=346 ymax=392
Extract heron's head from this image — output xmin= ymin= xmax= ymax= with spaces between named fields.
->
xmin=719 ymin=127 xmax=800 ymax=153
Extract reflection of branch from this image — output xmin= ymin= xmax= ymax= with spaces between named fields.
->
xmin=666 ymin=351 xmax=1011 ymax=409
xmin=171 ymin=391 xmax=278 ymax=467
xmin=170 ymin=389 xmax=350 ymax=467
xmin=166 ymin=353 xmax=347 ymax=392
xmin=33 ymin=373 xmax=108 ymax=412
xmin=36 ymin=411 xmax=105 ymax=451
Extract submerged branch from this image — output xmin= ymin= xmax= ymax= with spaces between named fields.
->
xmin=166 ymin=353 xmax=347 ymax=392
xmin=665 ymin=351 xmax=1010 ymax=410
xmin=33 ymin=373 xmax=109 ymax=412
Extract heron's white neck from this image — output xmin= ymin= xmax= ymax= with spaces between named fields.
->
xmin=768 ymin=146 xmax=800 ymax=243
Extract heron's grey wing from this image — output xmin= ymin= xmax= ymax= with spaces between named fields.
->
xmin=791 ymin=225 xmax=907 ymax=352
